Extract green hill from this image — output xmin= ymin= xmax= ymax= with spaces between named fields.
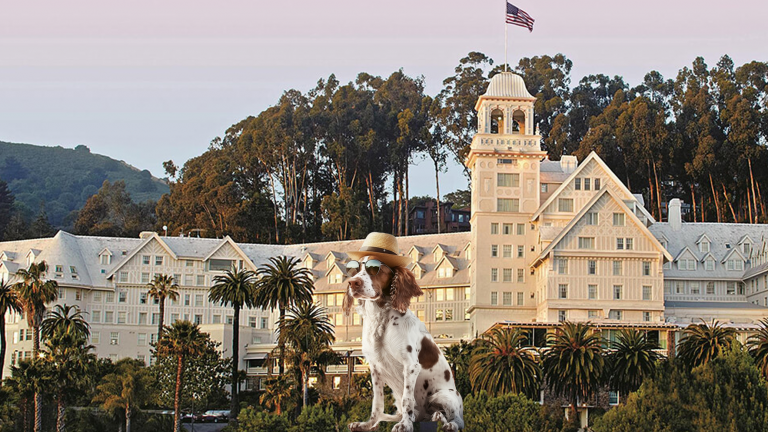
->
xmin=0 ymin=141 xmax=169 ymax=226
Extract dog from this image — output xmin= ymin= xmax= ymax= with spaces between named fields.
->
xmin=342 ymin=233 xmax=464 ymax=432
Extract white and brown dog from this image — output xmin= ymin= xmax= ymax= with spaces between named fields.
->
xmin=343 ymin=233 xmax=464 ymax=432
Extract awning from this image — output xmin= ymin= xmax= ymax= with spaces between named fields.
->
xmin=242 ymin=352 xmax=268 ymax=360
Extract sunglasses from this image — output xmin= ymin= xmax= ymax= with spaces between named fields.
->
xmin=346 ymin=259 xmax=389 ymax=277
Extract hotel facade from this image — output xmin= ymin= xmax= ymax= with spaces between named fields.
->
xmin=1 ymin=73 xmax=768 ymax=391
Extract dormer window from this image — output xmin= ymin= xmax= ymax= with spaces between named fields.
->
xmin=100 ymin=255 xmax=111 ymax=265
xmin=490 ymin=109 xmax=504 ymax=134
xmin=55 ymin=265 xmax=63 ymax=273
xmin=705 ymin=258 xmax=715 ymax=271
xmin=700 ymin=241 xmax=710 ymax=253
xmin=727 ymin=259 xmax=744 ymax=271
xmin=70 ymin=266 xmax=77 ymax=274
xmin=743 ymin=242 xmax=752 ymax=256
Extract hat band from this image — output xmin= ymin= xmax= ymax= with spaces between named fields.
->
xmin=360 ymin=246 xmax=397 ymax=256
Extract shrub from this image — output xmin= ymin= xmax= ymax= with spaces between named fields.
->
xmin=462 ymin=390 xmax=564 ymax=432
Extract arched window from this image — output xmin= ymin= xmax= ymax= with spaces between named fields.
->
xmin=490 ymin=109 xmax=504 ymax=134
xmin=512 ymin=110 xmax=526 ymax=134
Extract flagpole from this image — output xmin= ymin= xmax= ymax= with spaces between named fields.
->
xmin=504 ymin=1 xmax=508 ymax=72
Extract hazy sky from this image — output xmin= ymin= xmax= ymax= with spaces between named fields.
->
xmin=1 ymin=0 xmax=766 ymax=198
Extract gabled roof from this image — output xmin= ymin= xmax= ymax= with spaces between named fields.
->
xmin=106 ymin=233 xmax=177 ymax=279
xmin=700 ymin=252 xmax=717 ymax=263
xmin=673 ymin=246 xmax=698 ymax=262
xmin=26 ymin=249 xmax=41 ymax=258
xmin=324 ymin=261 xmax=347 ymax=277
xmin=435 ymin=255 xmax=459 ymax=270
xmin=432 ymin=244 xmax=449 ymax=255
xmin=532 ymin=152 xmax=637 ymax=221
xmin=407 ymin=245 xmax=425 ymax=256
xmin=462 ymin=242 xmax=471 ymax=251
xmin=0 ymin=260 xmax=19 ymax=274
xmin=721 ymin=247 xmax=747 ymax=264
xmin=533 ymin=187 xmax=673 ymax=267
xmin=738 ymin=234 xmax=754 ymax=245
xmin=325 ymin=251 xmax=345 ymax=261
xmin=98 ymin=248 xmax=113 ymax=256
xmin=409 ymin=262 xmax=426 ymax=273
xmin=201 ymin=236 xmax=257 ymax=270
xmin=0 ymin=251 xmax=16 ymax=261
xmin=696 ymin=234 xmax=711 ymax=245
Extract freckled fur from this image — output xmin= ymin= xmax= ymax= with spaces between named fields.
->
xmin=346 ymin=257 xmax=464 ymax=432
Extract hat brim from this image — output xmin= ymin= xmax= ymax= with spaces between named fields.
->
xmin=347 ymin=250 xmax=411 ymax=268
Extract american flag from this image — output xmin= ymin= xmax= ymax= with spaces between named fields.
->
xmin=506 ymin=2 xmax=534 ymax=32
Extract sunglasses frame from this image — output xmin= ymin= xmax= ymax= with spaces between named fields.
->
xmin=346 ymin=259 xmax=389 ymax=277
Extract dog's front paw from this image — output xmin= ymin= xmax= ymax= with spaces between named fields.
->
xmin=391 ymin=420 xmax=413 ymax=432
xmin=349 ymin=421 xmax=376 ymax=432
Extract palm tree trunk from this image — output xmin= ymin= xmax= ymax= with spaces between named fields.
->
xmin=231 ymin=304 xmax=240 ymax=422
xmin=33 ymin=325 xmax=39 ymax=357
xmin=125 ymin=402 xmax=131 ymax=432
xmin=303 ymin=368 xmax=309 ymax=408
xmin=279 ymin=306 xmax=286 ymax=374
xmin=158 ymin=299 xmax=165 ymax=338
xmin=34 ymin=392 xmax=42 ymax=432
xmin=0 ymin=317 xmax=6 ymax=381
xmin=174 ymin=355 xmax=183 ymax=432
xmin=56 ymin=393 xmax=65 ymax=432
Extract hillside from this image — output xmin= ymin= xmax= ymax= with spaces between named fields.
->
xmin=0 ymin=141 xmax=169 ymax=226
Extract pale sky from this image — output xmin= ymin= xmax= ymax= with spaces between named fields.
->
xmin=1 ymin=0 xmax=766 ymax=199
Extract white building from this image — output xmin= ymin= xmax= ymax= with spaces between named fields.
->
xmin=1 ymin=72 xmax=767 ymax=390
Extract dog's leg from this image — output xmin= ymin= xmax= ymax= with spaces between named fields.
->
xmin=349 ymin=365 xmax=387 ymax=432
xmin=391 ymin=361 xmax=421 ymax=432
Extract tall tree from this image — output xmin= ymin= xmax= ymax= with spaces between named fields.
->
xmin=155 ymin=321 xmax=209 ymax=432
xmin=469 ymin=327 xmax=540 ymax=398
xmin=0 ymin=178 xmax=15 ymax=241
xmin=543 ymin=322 xmax=605 ymax=421
xmin=43 ymin=333 xmax=96 ymax=432
xmin=40 ymin=304 xmax=90 ymax=341
xmin=93 ymin=358 xmax=154 ymax=432
xmin=254 ymin=256 xmax=314 ymax=374
xmin=14 ymin=261 xmax=58 ymax=432
xmin=678 ymin=320 xmax=737 ymax=369
xmin=259 ymin=375 xmax=293 ymax=415
xmin=606 ymin=329 xmax=661 ymax=398
xmin=0 ymin=280 xmax=22 ymax=381
xmin=747 ymin=318 xmax=768 ymax=380
xmin=208 ymin=268 xmax=257 ymax=420
xmin=146 ymin=274 xmax=179 ymax=338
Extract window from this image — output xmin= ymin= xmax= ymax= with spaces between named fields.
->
xmin=150 ymin=333 xmax=158 ymax=344
xmin=183 ymin=274 xmax=193 ymax=286
xmin=138 ymin=333 xmax=147 ymax=346
xmin=707 ymin=282 xmax=715 ymax=295
xmin=517 ymin=269 xmax=525 ymax=283
xmin=110 ymin=332 xmax=119 ymax=345
xmin=170 ymin=313 xmax=179 ymax=323
xmin=155 ymin=256 xmax=164 ymax=266
xmin=727 ymin=282 xmax=736 ymax=295
xmin=643 ymin=312 xmax=651 ymax=322
xmin=613 ymin=285 xmax=623 ymax=300
xmin=106 ymin=292 xmax=115 ymax=303
xmin=141 ymin=272 xmax=150 ymax=284
xmin=435 ymin=310 xmax=443 ymax=321
xmin=588 ymin=310 xmax=599 ymax=319
xmin=575 ymin=178 xmax=581 ymax=190
xmin=594 ymin=178 xmax=601 ymax=190
xmin=503 ymin=268 xmax=512 ymax=282
xmin=184 ymin=294 xmax=190 ymax=306
xmin=151 ymin=313 xmax=160 ymax=325
xmin=195 ymin=294 xmax=203 ymax=307
xmin=678 ymin=259 xmax=697 ymax=271
xmin=503 ymin=245 xmax=512 ymax=258
xmin=490 ymin=223 xmax=499 ymax=234
xmin=625 ymin=238 xmax=634 ymax=250
xmin=675 ymin=282 xmax=684 ymax=294
xmin=616 ymin=238 xmax=624 ymax=250
xmin=445 ymin=309 xmax=454 ymax=321
xmin=588 ymin=285 xmax=597 ymax=300
xmin=185 ymin=260 xmax=194 ymax=267
xmin=613 ymin=213 xmax=625 ymax=226
xmin=118 ymin=291 xmax=127 ymax=303
xmin=436 ymin=289 xmax=445 ymax=301
xmin=196 ymin=275 xmax=205 ymax=286
xmin=497 ymin=173 xmax=520 ymax=187
xmin=75 ymin=290 xmax=82 ymax=301
xmin=690 ymin=282 xmax=700 ymax=295
xmin=491 ymin=268 xmax=498 ymax=282
xmin=700 ymin=241 xmax=710 ymax=253
xmin=579 ymin=237 xmax=595 ymax=249
xmin=558 ymin=198 xmax=574 ymax=212
xmin=491 ymin=292 xmax=498 ymax=305
xmin=517 ymin=292 xmax=524 ymax=306
xmin=209 ymin=259 xmax=235 ymax=272
xmin=142 ymin=255 xmax=150 ymax=265
xmin=609 ymin=391 xmax=619 ymax=406
xmin=588 ymin=260 xmax=597 ymax=275
xmin=705 ymin=259 xmax=715 ymax=271
xmin=497 ymin=199 xmax=519 ymax=212
xmin=502 ymin=292 xmax=512 ymax=306
xmin=138 ymin=312 xmax=147 ymax=325
xmin=464 ymin=287 xmax=471 ymax=300
xmin=516 ymin=224 xmax=525 ymax=235
xmin=194 ymin=315 xmax=202 ymax=325
xmin=92 ymin=310 xmax=101 ymax=323
xmin=104 ymin=311 xmax=114 ymax=323
xmin=643 ymin=286 xmax=652 ymax=300
xmin=93 ymin=291 xmax=102 ymax=302
xmin=517 ymin=246 xmax=524 ymax=258
xmin=503 ymin=223 xmax=513 ymax=235
xmin=584 ymin=178 xmax=591 ymax=190
xmin=55 ymin=265 xmax=63 ymax=273
xmin=261 ymin=317 xmax=268 ymax=329
xmin=727 ymin=259 xmax=744 ymax=271
xmin=92 ymin=332 xmax=100 ymax=345
xmin=586 ymin=212 xmax=599 ymax=225
xmin=558 ymin=259 xmax=568 ymax=275
xmin=226 ymin=315 xmax=234 ymax=325
xmin=491 ymin=245 xmax=498 ymax=257
xmin=643 ymin=261 xmax=651 ymax=276
xmin=558 ymin=310 xmax=566 ymax=322
xmin=69 ymin=266 xmax=77 ymax=274
xmin=613 ymin=261 xmax=622 ymax=276
xmin=559 ymin=284 xmax=568 ymax=299
xmin=139 ymin=293 xmax=147 ymax=304
xmin=609 ymin=310 xmax=623 ymax=320
xmin=541 ymin=184 xmax=549 ymax=193
xmin=117 ymin=311 xmax=126 ymax=324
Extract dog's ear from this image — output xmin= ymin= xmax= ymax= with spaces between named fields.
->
xmin=342 ymin=286 xmax=355 ymax=316
xmin=391 ymin=266 xmax=423 ymax=314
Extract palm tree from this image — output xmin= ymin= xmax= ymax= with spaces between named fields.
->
xmin=254 ymin=256 xmax=314 ymax=373
xmin=15 ymin=261 xmax=58 ymax=432
xmin=677 ymin=320 xmax=737 ymax=369
xmin=40 ymin=304 xmax=90 ymax=341
xmin=747 ymin=318 xmax=768 ymax=380
xmin=606 ymin=329 xmax=661 ymax=399
xmin=8 ymin=358 xmax=50 ymax=432
xmin=146 ymin=274 xmax=179 ymax=338
xmin=93 ymin=358 xmax=154 ymax=432
xmin=156 ymin=320 xmax=208 ymax=432
xmin=259 ymin=375 xmax=293 ymax=415
xmin=43 ymin=333 xmax=96 ymax=432
xmin=277 ymin=302 xmax=337 ymax=407
xmin=0 ymin=280 xmax=22 ymax=378
xmin=543 ymin=321 xmax=605 ymax=420
xmin=208 ymin=268 xmax=257 ymax=420
xmin=469 ymin=327 xmax=540 ymax=397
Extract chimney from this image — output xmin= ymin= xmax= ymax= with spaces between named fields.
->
xmin=560 ymin=155 xmax=578 ymax=174
xmin=668 ymin=198 xmax=682 ymax=231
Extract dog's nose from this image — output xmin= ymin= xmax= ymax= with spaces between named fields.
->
xmin=348 ymin=278 xmax=362 ymax=292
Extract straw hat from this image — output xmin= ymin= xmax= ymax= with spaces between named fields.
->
xmin=347 ymin=232 xmax=411 ymax=268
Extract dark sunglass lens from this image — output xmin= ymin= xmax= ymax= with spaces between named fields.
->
xmin=346 ymin=261 xmax=360 ymax=276
xmin=365 ymin=260 xmax=382 ymax=275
